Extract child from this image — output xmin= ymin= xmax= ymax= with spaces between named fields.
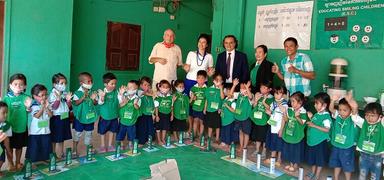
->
xmin=305 ymin=92 xmax=332 ymax=180
xmin=117 ymin=80 xmax=141 ymax=149
xmin=0 ymin=102 xmax=14 ymax=176
xmin=264 ymin=86 xmax=288 ymax=167
xmin=136 ymin=76 xmax=155 ymax=145
xmin=281 ymin=92 xmax=309 ymax=173
xmin=49 ymin=73 xmax=72 ymax=159
xmin=220 ymin=87 xmax=237 ymax=149
xmin=3 ymin=73 xmax=31 ymax=171
xmin=250 ymin=81 xmax=274 ymax=157
xmin=349 ymin=97 xmax=384 ymax=179
xmin=26 ymin=84 xmax=53 ymax=165
xmin=190 ymin=70 xmax=207 ymax=141
xmin=328 ymin=96 xmax=358 ymax=180
xmin=154 ymin=80 xmax=173 ymax=145
xmin=233 ymin=79 xmax=253 ymax=151
xmin=72 ymin=72 xmax=98 ymax=156
xmin=171 ymin=80 xmax=190 ymax=141
xmin=204 ymin=73 xmax=224 ymax=143
xmin=97 ymin=73 xmax=119 ymax=153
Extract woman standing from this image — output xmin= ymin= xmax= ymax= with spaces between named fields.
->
xmin=250 ymin=45 xmax=274 ymax=93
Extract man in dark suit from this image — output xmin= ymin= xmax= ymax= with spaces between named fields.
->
xmin=215 ymin=35 xmax=249 ymax=89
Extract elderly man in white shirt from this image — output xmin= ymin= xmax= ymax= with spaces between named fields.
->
xmin=149 ymin=29 xmax=183 ymax=91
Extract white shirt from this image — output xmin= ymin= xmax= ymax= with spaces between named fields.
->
xmin=225 ymin=50 xmax=235 ymax=83
xmin=30 ymin=104 xmax=51 ymax=135
xmin=49 ymin=88 xmax=70 ymax=116
xmin=149 ymin=42 xmax=182 ymax=83
xmin=73 ymin=86 xmax=85 ymax=101
xmin=269 ymin=100 xmax=288 ymax=134
xmin=185 ymin=51 xmax=213 ymax=80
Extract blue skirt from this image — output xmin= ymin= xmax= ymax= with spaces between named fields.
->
xmin=265 ymin=130 xmax=283 ymax=152
xmin=306 ymin=140 xmax=329 ymax=166
xmin=282 ymin=139 xmax=305 ymax=164
xmin=155 ymin=112 xmax=170 ymax=131
xmin=50 ymin=115 xmax=72 ymax=143
xmin=26 ymin=134 xmax=52 ymax=162
xmin=220 ymin=122 xmax=238 ymax=144
xmin=136 ymin=115 xmax=155 ymax=144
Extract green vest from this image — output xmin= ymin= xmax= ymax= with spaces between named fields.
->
xmin=3 ymin=94 xmax=29 ymax=133
xmin=140 ymin=95 xmax=155 ymax=116
xmin=250 ymin=96 xmax=273 ymax=126
xmin=250 ymin=64 xmax=260 ymax=86
xmin=282 ymin=108 xmax=308 ymax=144
xmin=221 ymin=99 xmax=235 ymax=126
xmin=73 ymin=90 xmax=98 ymax=124
xmin=99 ymin=90 xmax=119 ymax=120
xmin=205 ymin=87 xmax=222 ymax=112
xmin=173 ymin=93 xmax=189 ymax=120
xmin=119 ymin=98 xmax=139 ymax=126
xmin=357 ymin=120 xmax=384 ymax=154
xmin=156 ymin=95 xmax=172 ymax=114
xmin=331 ymin=115 xmax=359 ymax=149
xmin=307 ymin=112 xmax=331 ymax=146
xmin=191 ymin=86 xmax=206 ymax=112
xmin=234 ymin=95 xmax=252 ymax=121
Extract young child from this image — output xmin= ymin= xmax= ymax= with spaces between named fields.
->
xmin=154 ymin=80 xmax=173 ymax=145
xmin=26 ymin=84 xmax=53 ymax=165
xmin=136 ymin=76 xmax=155 ymax=145
xmin=349 ymin=97 xmax=384 ymax=179
xmin=190 ymin=70 xmax=207 ymax=141
xmin=171 ymin=80 xmax=190 ymax=141
xmin=250 ymin=81 xmax=274 ymax=157
xmin=49 ymin=73 xmax=72 ymax=159
xmin=264 ymin=86 xmax=288 ymax=167
xmin=281 ymin=92 xmax=309 ymax=173
xmin=0 ymin=102 xmax=14 ymax=176
xmin=220 ymin=87 xmax=237 ymax=149
xmin=305 ymin=92 xmax=332 ymax=180
xmin=117 ymin=80 xmax=141 ymax=149
xmin=97 ymin=73 xmax=119 ymax=153
xmin=233 ymin=79 xmax=253 ymax=151
xmin=72 ymin=72 xmax=98 ymax=156
xmin=204 ymin=73 xmax=224 ymax=143
xmin=328 ymin=96 xmax=358 ymax=180
xmin=3 ymin=73 xmax=32 ymax=171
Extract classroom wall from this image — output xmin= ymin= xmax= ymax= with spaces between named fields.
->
xmin=70 ymin=0 xmax=213 ymax=90
xmin=211 ymin=0 xmax=383 ymax=100
xmin=3 ymin=0 xmax=73 ymax=95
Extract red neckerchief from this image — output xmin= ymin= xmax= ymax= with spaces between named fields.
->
xmin=162 ymin=42 xmax=175 ymax=48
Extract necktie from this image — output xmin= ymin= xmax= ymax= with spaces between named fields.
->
xmin=226 ymin=53 xmax=231 ymax=79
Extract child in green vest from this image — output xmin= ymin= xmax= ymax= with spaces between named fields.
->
xmin=3 ymin=73 xmax=32 ymax=171
xmin=250 ymin=81 xmax=273 ymax=158
xmin=281 ymin=92 xmax=309 ymax=173
xmin=136 ymin=76 xmax=155 ymax=145
xmin=0 ymin=102 xmax=13 ymax=176
xmin=117 ymin=80 xmax=141 ymax=149
xmin=220 ymin=87 xmax=237 ymax=150
xmin=305 ymin=92 xmax=332 ymax=180
xmin=190 ymin=70 xmax=207 ymax=141
xmin=97 ymin=73 xmax=119 ymax=153
xmin=72 ymin=72 xmax=98 ymax=157
xmin=328 ymin=96 xmax=359 ymax=180
xmin=171 ymin=80 xmax=190 ymax=141
xmin=233 ymin=79 xmax=253 ymax=151
xmin=204 ymin=73 xmax=224 ymax=144
xmin=154 ymin=80 xmax=173 ymax=145
xmin=349 ymin=96 xmax=384 ymax=180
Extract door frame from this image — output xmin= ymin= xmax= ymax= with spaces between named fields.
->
xmin=1 ymin=0 xmax=11 ymax=97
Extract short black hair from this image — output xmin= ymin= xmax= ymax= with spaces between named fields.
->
xmin=31 ymin=84 xmax=48 ymax=96
xmin=274 ymin=85 xmax=287 ymax=95
xmin=290 ymin=91 xmax=305 ymax=105
xmin=338 ymin=98 xmax=351 ymax=110
xmin=256 ymin=44 xmax=268 ymax=54
xmin=284 ymin=37 xmax=298 ymax=46
xmin=52 ymin=73 xmax=67 ymax=84
xmin=0 ymin=101 xmax=8 ymax=110
xmin=128 ymin=80 xmax=139 ymax=86
xmin=314 ymin=92 xmax=331 ymax=110
xmin=140 ymin=76 xmax=152 ymax=85
xmin=196 ymin=70 xmax=208 ymax=78
xmin=364 ymin=102 xmax=383 ymax=115
xmin=223 ymin=35 xmax=238 ymax=49
xmin=212 ymin=73 xmax=222 ymax=81
xmin=260 ymin=81 xmax=273 ymax=89
xmin=103 ymin=72 xmax=117 ymax=84
xmin=9 ymin=73 xmax=27 ymax=85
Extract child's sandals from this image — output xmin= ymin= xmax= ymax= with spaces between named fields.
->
xmin=16 ymin=163 xmax=24 ymax=171
xmin=8 ymin=164 xmax=17 ymax=172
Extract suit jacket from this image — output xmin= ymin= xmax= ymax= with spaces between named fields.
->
xmin=250 ymin=59 xmax=274 ymax=93
xmin=215 ymin=50 xmax=249 ymax=84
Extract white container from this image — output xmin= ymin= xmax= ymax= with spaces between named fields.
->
xmin=298 ymin=168 xmax=304 ymax=180
xmin=242 ymin=149 xmax=247 ymax=164
xmin=269 ymin=158 xmax=275 ymax=174
xmin=380 ymin=90 xmax=384 ymax=107
xmin=256 ymin=154 xmax=261 ymax=169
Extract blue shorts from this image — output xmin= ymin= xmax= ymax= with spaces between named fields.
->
xmin=73 ymin=119 xmax=94 ymax=132
xmin=234 ymin=119 xmax=251 ymax=135
xmin=306 ymin=140 xmax=329 ymax=166
xmin=282 ymin=139 xmax=305 ymax=164
xmin=116 ymin=124 xmax=136 ymax=141
xmin=155 ymin=112 xmax=170 ymax=131
xmin=50 ymin=115 xmax=72 ymax=143
xmin=329 ymin=146 xmax=355 ymax=172
xmin=220 ymin=122 xmax=237 ymax=144
xmin=26 ymin=134 xmax=52 ymax=162
xmin=359 ymin=152 xmax=383 ymax=179
xmin=184 ymin=79 xmax=197 ymax=96
xmin=265 ymin=131 xmax=283 ymax=152
xmin=98 ymin=118 xmax=119 ymax=134
xmin=191 ymin=110 xmax=205 ymax=121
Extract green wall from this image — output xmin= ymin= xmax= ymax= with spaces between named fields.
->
xmin=212 ymin=0 xmax=383 ymax=100
xmin=70 ymin=0 xmax=213 ymax=90
xmin=3 ymin=0 xmax=73 ymax=95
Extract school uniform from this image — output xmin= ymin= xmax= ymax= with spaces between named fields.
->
xmin=136 ymin=91 xmax=155 ymax=144
xmin=190 ymin=84 xmax=207 ymax=121
xmin=98 ymin=89 xmax=119 ymax=135
xmin=171 ymin=92 xmax=189 ymax=132
xmin=204 ymin=86 xmax=222 ymax=129
xmin=220 ymin=98 xmax=237 ymax=144
xmin=116 ymin=94 xmax=141 ymax=141
xmin=250 ymin=94 xmax=274 ymax=142
xmin=265 ymin=99 xmax=288 ymax=152
xmin=49 ymin=88 xmax=72 ymax=143
xmin=234 ymin=93 xmax=253 ymax=135
xmin=154 ymin=93 xmax=173 ymax=131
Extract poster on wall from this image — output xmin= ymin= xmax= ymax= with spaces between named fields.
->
xmin=254 ymin=1 xmax=314 ymax=50
xmin=316 ymin=0 xmax=384 ymax=49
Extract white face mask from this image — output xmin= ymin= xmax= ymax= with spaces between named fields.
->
xmin=126 ymin=89 xmax=137 ymax=96
xmin=160 ymin=88 xmax=169 ymax=94
xmin=54 ymin=84 xmax=66 ymax=92
xmin=9 ymin=85 xmax=22 ymax=94
xmin=82 ymin=83 xmax=93 ymax=90
xmin=176 ymin=87 xmax=184 ymax=93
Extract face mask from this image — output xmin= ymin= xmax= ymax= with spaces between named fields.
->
xmin=176 ymin=87 xmax=184 ymax=93
xmin=127 ymin=89 xmax=137 ymax=96
xmin=160 ymin=88 xmax=169 ymax=94
xmin=82 ymin=83 xmax=93 ymax=90
xmin=9 ymin=85 xmax=22 ymax=94
xmin=54 ymin=84 xmax=66 ymax=92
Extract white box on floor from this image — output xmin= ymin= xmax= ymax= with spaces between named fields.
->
xmin=149 ymin=159 xmax=181 ymax=180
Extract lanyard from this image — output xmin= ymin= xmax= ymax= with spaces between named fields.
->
xmin=367 ymin=124 xmax=377 ymax=142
